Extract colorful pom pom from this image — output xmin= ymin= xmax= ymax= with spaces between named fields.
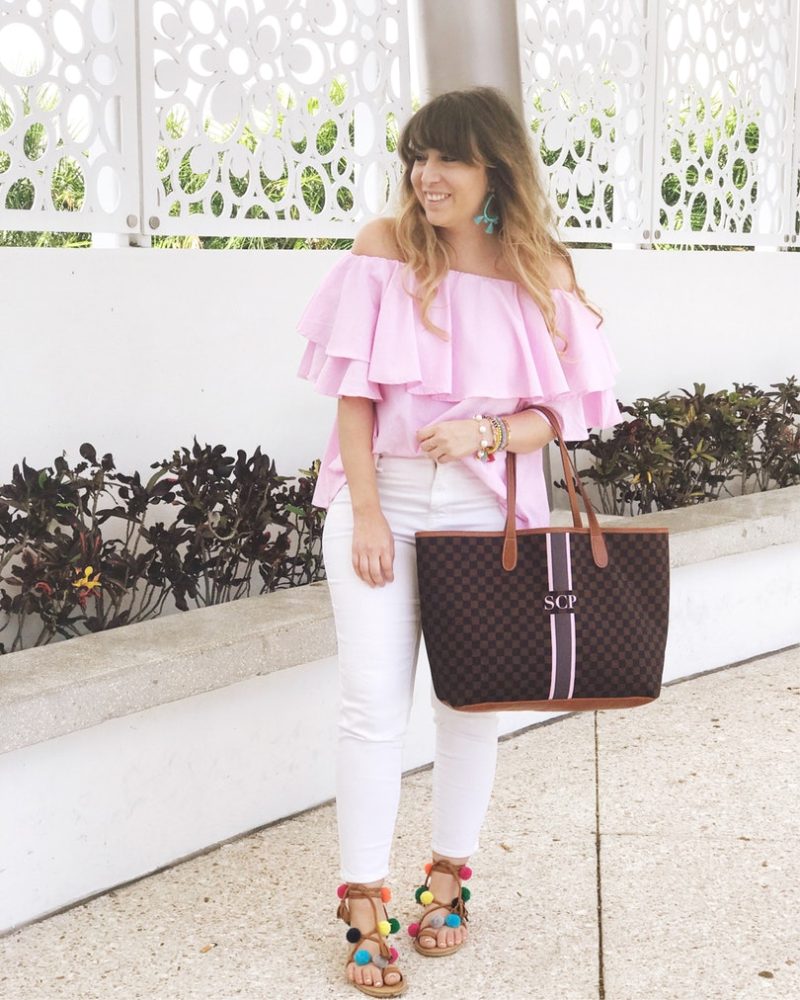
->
xmin=414 ymin=886 xmax=425 ymax=903
xmin=424 ymin=862 xmax=432 ymax=875
xmin=354 ymin=949 xmax=371 ymax=966
xmin=346 ymin=927 xmax=361 ymax=943
xmin=372 ymin=954 xmax=388 ymax=970
xmin=380 ymin=886 xmax=392 ymax=903
xmin=430 ymin=915 xmax=444 ymax=929
xmin=419 ymin=890 xmax=434 ymax=905
xmin=445 ymin=913 xmax=461 ymax=928
xmin=461 ymin=886 xmax=471 ymax=902
xmin=407 ymin=922 xmax=420 ymax=937
xmin=389 ymin=946 xmax=399 ymax=962
xmin=337 ymin=883 xmax=348 ymax=899
xmin=459 ymin=866 xmax=473 ymax=880
xmin=377 ymin=920 xmax=391 ymax=937
xmin=389 ymin=918 xmax=401 ymax=934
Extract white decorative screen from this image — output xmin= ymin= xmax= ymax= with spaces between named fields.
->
xmin=519 ymin=0 xmax=800 ymax=246
xmin=1 ymin=0 xmax=799 ymax=245
xmin=519 ymin=0 xmax=655 ymax=243
xmin=0 ymin=0 xmax=140 ymax=233
xmin=139 ymin=0 xmax=412 ymax=236
xmin=655 ymin=0 xmax=799 ymax=246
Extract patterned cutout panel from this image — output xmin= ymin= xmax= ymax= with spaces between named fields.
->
xmin=138 ymin=0 xmax=412 ymax=236
xmin=0 ymin=0 xmax=139 ymax=233
xmin=519 ymin=0 xmax=800 ymax=246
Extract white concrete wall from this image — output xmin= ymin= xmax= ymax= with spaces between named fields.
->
xmin=2 ymin=246 xmax=797 ymax=485
xmin=2 ymin=532 xmax=798 ymax=934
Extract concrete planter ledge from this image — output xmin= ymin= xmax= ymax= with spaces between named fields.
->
xmin=1 ymin=484 xmax=799 ymax=756
xmin=0 ymin=581 xmax=335 ymax=756
xmin=1 ymin=484 xmax=798 ymax=935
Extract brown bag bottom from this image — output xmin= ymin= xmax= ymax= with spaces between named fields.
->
xmin=446 ymin=696 xmax=658 ymax=712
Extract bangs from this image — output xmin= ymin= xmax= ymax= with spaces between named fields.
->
xmin=399 ymin=97 xmax=484 ymax=165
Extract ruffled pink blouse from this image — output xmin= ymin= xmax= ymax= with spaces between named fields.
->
xmin=295 ymin=251 xmax=623 ymax=529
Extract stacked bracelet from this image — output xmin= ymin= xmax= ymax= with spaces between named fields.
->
xmin=472 ymin=413 xmax=511 ymax=462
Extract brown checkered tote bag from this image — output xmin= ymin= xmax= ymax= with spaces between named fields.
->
xmin=414 ymin=404 xmax=670 ymax=712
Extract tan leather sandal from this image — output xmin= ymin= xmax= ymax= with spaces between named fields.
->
xmin=406 ymin=857 xmax=473 ymax=957
xmin=336 ymin=882 xmax=407 ymax=997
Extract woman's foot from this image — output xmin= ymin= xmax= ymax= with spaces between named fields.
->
xmin=336 ymin=882 xmax=405 ymax=995
xmin=416 ymin=861 xmax=469 ymax=951
xmin=408 ymin=856 xmax=473 ymax=957
xmin=345 ymin=894 xmax=403 ymax=991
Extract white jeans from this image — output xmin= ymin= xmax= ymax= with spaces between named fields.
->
xmin=321 ymin=453 xmax=506 ymax=883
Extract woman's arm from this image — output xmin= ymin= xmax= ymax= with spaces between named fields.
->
xmin=501 ymin=410 xmax=557 ymax=454
xmin=337 ymin=395 xmax=395 ymax=587
xmin=337 ymin=396 xmax=381 ymax=515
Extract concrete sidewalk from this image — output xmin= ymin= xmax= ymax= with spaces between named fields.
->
xmin=2 ymin=644 xmax=798 ymax=1000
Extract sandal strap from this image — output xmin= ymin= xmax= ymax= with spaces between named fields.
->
xmin=337 ymin=883 xmax=385 ymax=925
xmin=346 ymin=930 xmax=391 ymax=963
xmin=419 ymin=860 xmax=470 ymax=922
xmin=428 ymin=858 xmax=463 ymax=880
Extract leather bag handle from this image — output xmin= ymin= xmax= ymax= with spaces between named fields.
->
xmin=501 ymin=404 xmax=609 ymax=572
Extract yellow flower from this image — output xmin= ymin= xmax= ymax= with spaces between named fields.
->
xmin=72 ymin=565 xmax=102 ymax=591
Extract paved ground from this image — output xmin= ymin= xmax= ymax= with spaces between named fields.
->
xmin=1 ymin=644 xmax=798 ymax=1000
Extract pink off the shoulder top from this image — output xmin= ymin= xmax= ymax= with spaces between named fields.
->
xmin=295 ymin=251 xmax=623 ymax=529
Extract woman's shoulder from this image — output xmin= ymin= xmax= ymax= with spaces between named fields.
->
xmin=546 ymin=254 xmax=577 ymax=293
xmin=352 ymin=217 xmax=404 ymax=263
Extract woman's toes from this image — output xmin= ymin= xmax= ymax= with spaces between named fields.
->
xmin=418 ymin=925 xmax=437 ymax=948
xmin=359 ymin=967 xmax=375 ymax=988
xmin=385 ymin=969 xmax=400 ymax=985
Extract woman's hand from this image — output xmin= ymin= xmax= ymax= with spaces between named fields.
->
xmin=416 ymin=419 xmax=480 ymax=463
xmin=352 ymin=509 xmax=395 ymax=587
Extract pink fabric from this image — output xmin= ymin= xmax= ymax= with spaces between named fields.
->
xmin=296 ymin=251 xmax=623 ymax=529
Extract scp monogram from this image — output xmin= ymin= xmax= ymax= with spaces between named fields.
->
xmin=544 ymin=591 xmax=577 ymax=613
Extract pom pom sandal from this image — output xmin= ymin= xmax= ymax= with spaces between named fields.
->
xmin=406 ymin=857 xmax=473 ymax=958
xmin=336 ymin=882 xmax=407 ymax=997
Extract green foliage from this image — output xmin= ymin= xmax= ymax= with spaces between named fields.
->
xmin=0 ymin=441 xmax=324 ymax=654
xmin=554 ymin=377 xmax=800 ymax=516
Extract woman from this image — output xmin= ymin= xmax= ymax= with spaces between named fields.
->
xmin=295 ymin=86 xmax=622 ymax=997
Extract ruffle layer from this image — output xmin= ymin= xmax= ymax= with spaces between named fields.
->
xmin=296 ymin=251 xmax=621 ymax=421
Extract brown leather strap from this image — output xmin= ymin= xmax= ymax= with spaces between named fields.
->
xmin=336 ymin=882 xmax=384 ymax=925
xmin=502 ymin=404 xmax=609 ymax=572
xmin=419 ymin=859 xmax=469 ymax=923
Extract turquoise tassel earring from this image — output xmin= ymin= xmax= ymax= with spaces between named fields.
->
xmin=473 ymin=190 xmax=500 ymax=234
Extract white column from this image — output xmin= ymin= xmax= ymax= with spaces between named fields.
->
xmin=413 ymin=0 xmax=523 ymax=112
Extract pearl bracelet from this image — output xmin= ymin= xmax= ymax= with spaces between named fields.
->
xmin=472 ymin=413 xmax=511 ymax=462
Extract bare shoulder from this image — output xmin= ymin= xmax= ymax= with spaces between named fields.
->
xmin=547 ymin=254 xmax=577 ymax=293
xmin=352 ymin=217 xmax=403 ymax=261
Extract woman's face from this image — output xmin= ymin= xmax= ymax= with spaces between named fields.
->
xmin=410 ymin=148 xmax=490 ymax=232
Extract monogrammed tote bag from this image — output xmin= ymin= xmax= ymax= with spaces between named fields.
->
xmin=414 ymin=404 xmax=670 ymax=712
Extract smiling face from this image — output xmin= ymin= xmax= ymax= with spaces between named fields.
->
xmin=410 ymin=148 xmax=491 ymax=234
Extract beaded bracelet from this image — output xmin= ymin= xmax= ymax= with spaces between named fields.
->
xmin=473 ymin=414 xmax=511 ymax=462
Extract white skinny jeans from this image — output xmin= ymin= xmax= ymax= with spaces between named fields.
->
xmin=321 ymin=453 xmax=506 ymax=883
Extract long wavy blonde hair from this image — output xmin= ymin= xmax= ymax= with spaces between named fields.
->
xmin=391 ymin=86 xmax=603 ymax=358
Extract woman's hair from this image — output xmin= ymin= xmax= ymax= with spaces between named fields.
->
xmin=391 ymin=86 xmax=603 ymax=357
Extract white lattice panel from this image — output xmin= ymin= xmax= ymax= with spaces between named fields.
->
xmin=519 ymin=0 xmax=800 ymax=247
xmin=519 ymin=0 xmax=656 ymax=244
xmin=0 ymin=0 xmax=140 ymax=233
xmin=653 ymin=0 xmax=799 ymax=246
xmin=139 ymin=0 xmax=412 ymax=237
